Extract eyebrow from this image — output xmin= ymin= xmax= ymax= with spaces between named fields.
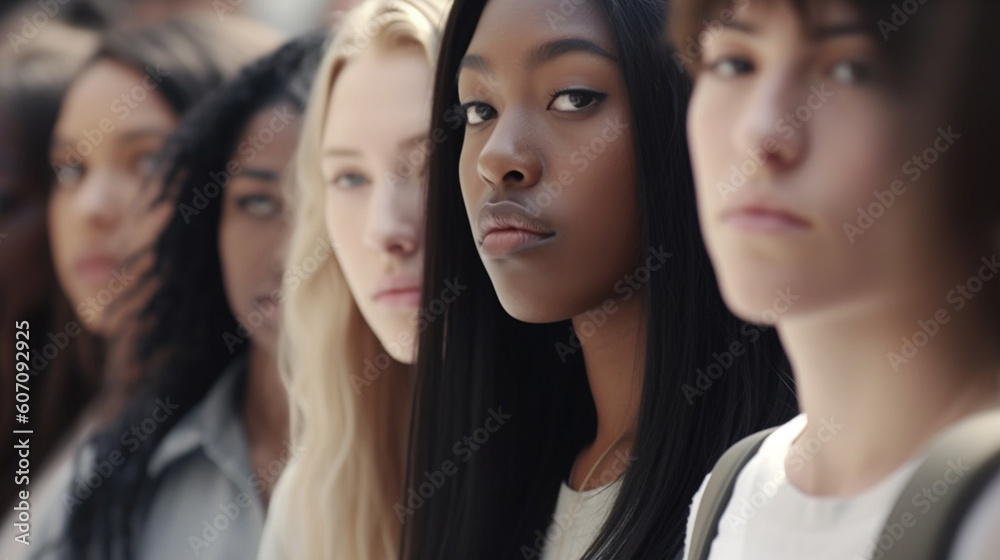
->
xmin=722 ymin=19 xmax=871 ymax=41
xmin=118 ymin=128 xmax=171 ymax=145
xmin=323 ymin=148 xmax=361 ymax=159
xmin=232 ymin=168 xmax=280 ymax=182
xmin=398 ymin=133 xmax=427 ymax=151
xmin=457 ymin=37 xmax=617 ymax=79
xmin=48 ymin=128 xmax=170 ymax=154
xmin=810 ymin=22 xmax=871 ymax=40
xmin=525 ymin=38 xmax=616 ymax=69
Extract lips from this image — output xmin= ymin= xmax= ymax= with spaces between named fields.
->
xmin=721 ymin=202 xmax=812 ymax=234
xmin=74 ymin=253 xmax=119 ymax=284
xmin=477 ymin=200 xmax=556 ymax=257
xmin=373 ymin=276 xmax=422 ymax=308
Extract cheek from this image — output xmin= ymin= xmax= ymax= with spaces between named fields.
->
xmin=217 ymin=218 xmax=247 ymax=300
xmin=46 ymin=192 xmax=74 ymax=264
xmin=810 ymin=110 xmax=904 ymax=231
xmin=688 ymin=86 xmax=739 ymax=213
xmin=458 ymin=138 xmax=485 ymax=218
xmin=325 ymin=193 xmax=367 ymax=286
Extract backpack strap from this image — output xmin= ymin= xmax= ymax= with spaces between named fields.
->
xmin=878 ymin=409 xmax=1000 ymax=560
xmin=687 ymin=427 xmax=777 ymax=560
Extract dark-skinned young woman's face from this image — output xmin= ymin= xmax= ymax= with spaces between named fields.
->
xmin=458 ymin=0 xmax=641 ymax=324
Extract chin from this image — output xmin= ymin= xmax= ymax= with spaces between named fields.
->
xmin=716 ymin=274 xmax=785 ymax=326
xmin=493 ymin=286 xmax=573 ymax=325
xmin=384 ymin=341 xmax=415 ymax=365
xmin=372 ymin=324 xmax=416 ymax=365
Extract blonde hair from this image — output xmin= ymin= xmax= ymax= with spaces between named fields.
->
xmin=278 ymin=0 xmax=449 ymax=557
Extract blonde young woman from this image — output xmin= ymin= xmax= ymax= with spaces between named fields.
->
xmin=256 ymin=0 xmax=450 ymax=558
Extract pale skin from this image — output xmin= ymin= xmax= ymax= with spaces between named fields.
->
xmin=688 ymin=0 xmax=1000 ymax=496
xmin=320 ymin=47 xmax=429 ymax=366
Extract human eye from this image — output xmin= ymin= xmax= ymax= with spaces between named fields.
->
xmin=236 ymin=194 xmax=281 ymax=218
xmin=706 ymin=56 xmax=755 ymax=79
xmin=461 ymin=101 xmax=497 ymax=126
xmin=331 ymin=172 xmax=369 ymax=190
xmin=829 ymin=59 xmax=876 ymax=85
xmin=547 ymin=89 xmax=608 ymax=113
xmin=51 ymin=161 xmax=84 ymax=187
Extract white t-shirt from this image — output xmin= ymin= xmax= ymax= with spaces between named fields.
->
xmin=538 ymin=477 xmax=623 ymax=560
xmin=683 ymin=414 xmax=1000 ymax=560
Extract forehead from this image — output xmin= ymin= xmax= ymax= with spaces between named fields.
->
xmin=321 ymin=48 xmax=432 ymax=149
xmin=56 ymin=59 xmax=175 ymax=135
xmin=234 ymin=103 xmax=302 ymax=166
xmin=467 ymin=0 xmax=615 ymax=58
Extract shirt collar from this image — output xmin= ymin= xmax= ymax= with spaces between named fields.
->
xmin=147 ymin=356 xmax=249 ymax=481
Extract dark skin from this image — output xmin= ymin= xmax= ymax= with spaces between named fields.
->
xmin=458 ymin=0 xmax=643 ymax=491
xmin=219 ymin=106 xmax=300 ymax=506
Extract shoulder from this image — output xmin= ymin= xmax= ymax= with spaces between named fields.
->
xmin=949 ymin=468 xmax=1000 ymax=559
xmin=682 ymin=415 xmax=803 ymax=559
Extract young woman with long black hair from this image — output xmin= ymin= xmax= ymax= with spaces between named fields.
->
xmin=672 ymin=0 xmax=1000 ymax=558
xmin=401 ymin=0 xmax=796 ymax=558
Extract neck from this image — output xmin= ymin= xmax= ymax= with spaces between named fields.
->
xmin=568 ymin=290 xmax=645 ymax=489
xmin=780 ymin=289 xmax=1000 ymax=496
xmin=241 ymin=343 xmax=290 ymax=504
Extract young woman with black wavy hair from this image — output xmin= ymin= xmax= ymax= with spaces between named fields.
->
xmin=400 ymin=0 xmax=797 ymax=558
xmin=28 ymin=34 xmax=319 ymax=560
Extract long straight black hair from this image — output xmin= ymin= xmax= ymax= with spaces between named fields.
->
xmin=401 ymin=0 xmax=797 ymax=559
xmin=60 ymin=34 xmax=323 ymax=560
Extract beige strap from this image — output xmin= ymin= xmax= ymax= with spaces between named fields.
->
xmin=687 ymin=427 xmax=776 ymax=560
xmin=877 ymin=409 xmax=1000 ymax=560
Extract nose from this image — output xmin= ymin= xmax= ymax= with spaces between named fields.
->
xmin=76 ymin=167 xmax=125 ymax=230
xmin=361 ymin=172 xmax=421 ymax=257
xmin=733 ymin=67 xmax=809 ymax=175
xmin=477 ymin=109 xmax=543 ymax=190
